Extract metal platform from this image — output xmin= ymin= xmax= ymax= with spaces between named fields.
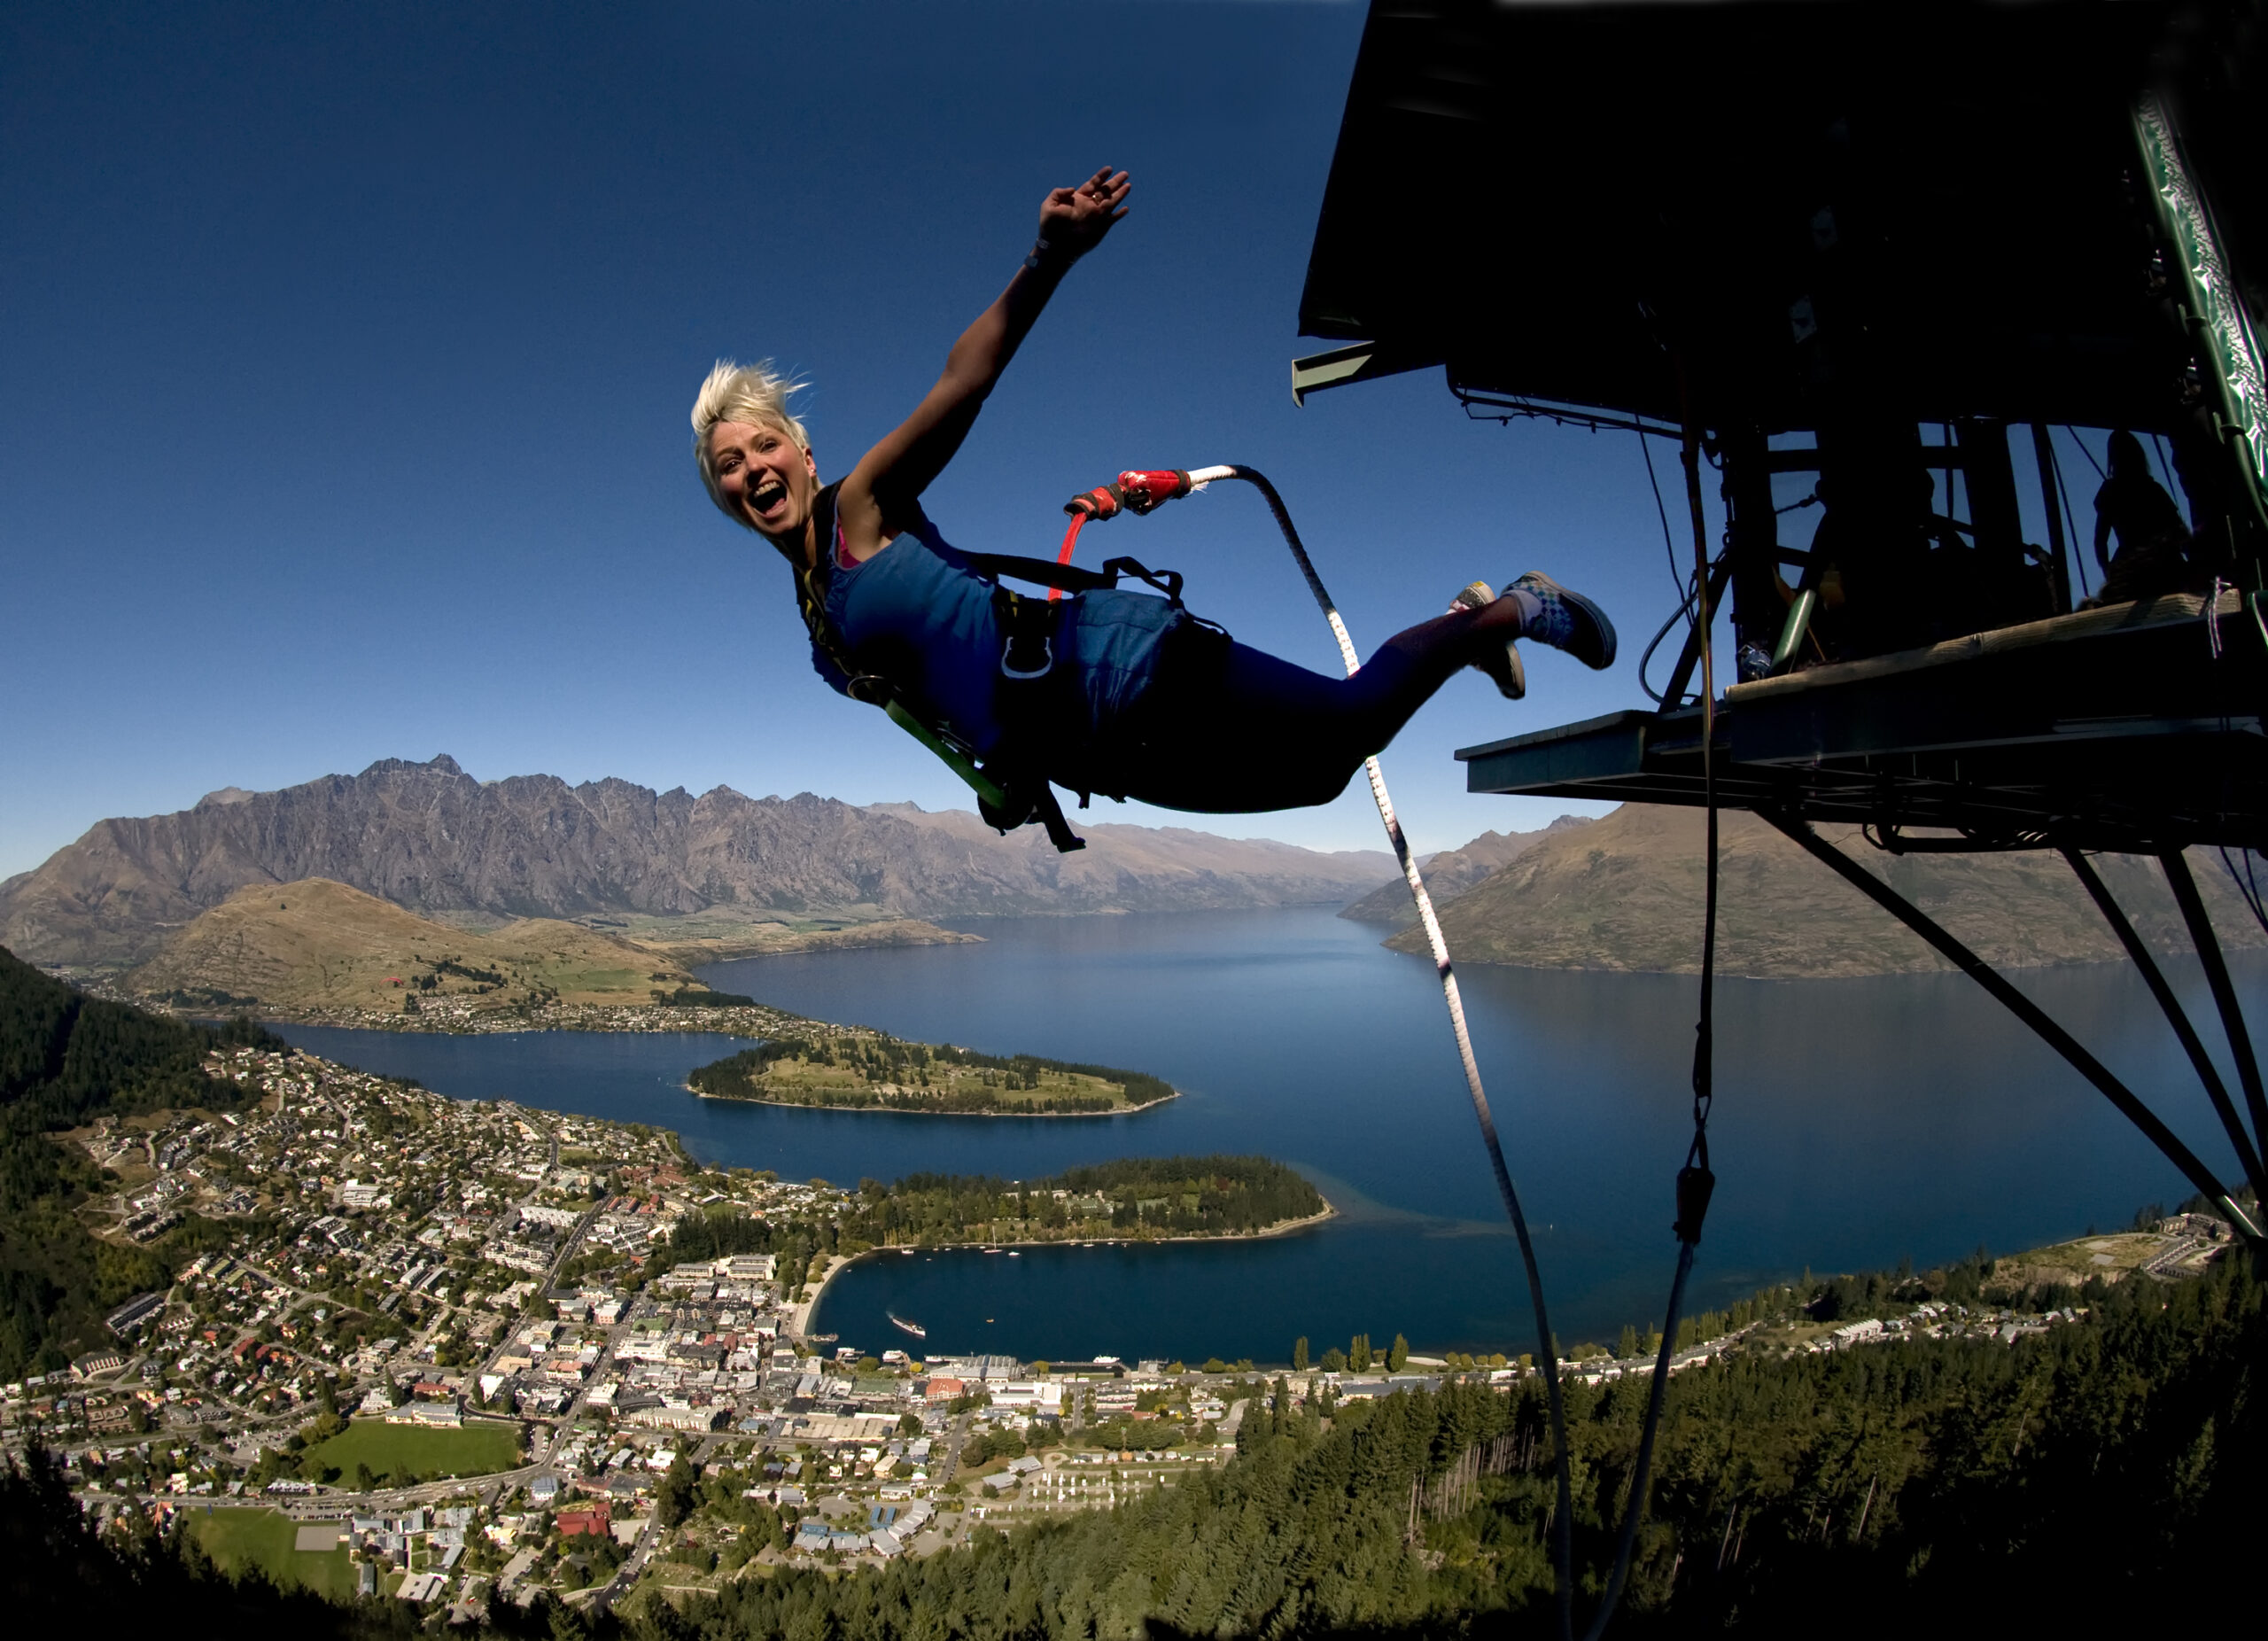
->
xmin=1458 ymin=589 xmax=2268 ymax=852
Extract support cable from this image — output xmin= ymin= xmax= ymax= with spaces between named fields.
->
xmin=1764 ymin=811 xmax=2262 ymax=1240
xmin=1581 ymin=399 xmax=1721 ymax=1641
xmin=2160 ymin=851 xmax=2268 ymax=1161
xmin=1638 ymin=427 xmax=1689 ymax=607
xmin=1636 ymin=585 xmax=1700 ymax=706
xmin=2047 ymin=434 xmax=2093 ymax=602
xmin=1211 ymin=463 xmax=1579 ymax=1641
xmin=2062 ymin=849 xmax=2268 ymax=1201
xmin=2062 ymin=424 xmax=2108 ymax=480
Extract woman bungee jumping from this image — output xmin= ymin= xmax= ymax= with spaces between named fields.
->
xmin=691 ymin=167 xmax=1616 ymax=840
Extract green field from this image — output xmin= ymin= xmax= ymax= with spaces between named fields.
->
xmin=178 ymin=1506 xmax=358 ymax=1598
xmin=304 ymin=1416 xmax=523 ymax=1484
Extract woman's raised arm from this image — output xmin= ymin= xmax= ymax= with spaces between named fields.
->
xmin=834 ymin=169 xmax=1130 ymax=560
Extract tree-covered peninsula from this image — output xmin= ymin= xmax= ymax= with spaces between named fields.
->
xmin=687 ymin=1032 xmax=1176 ymax=1116
xmin=665 ymin=1156 xmax=1326 ymax=1269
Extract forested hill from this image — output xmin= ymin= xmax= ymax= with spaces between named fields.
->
xmin=1 ymin=754 xmax=1392 ymax=965
xmin=0 ymin=946 xmax=274 ymax=1376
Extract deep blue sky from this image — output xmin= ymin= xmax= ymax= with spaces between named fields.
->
xmin=3 ymin=1 xmax=1736 ymax=878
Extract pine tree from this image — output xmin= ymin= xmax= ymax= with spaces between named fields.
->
xmin=1293 ymin=1336 xmax=1309 ymax=1372
xmin=1387 ymin=1334 xmax=1409 ymax=1372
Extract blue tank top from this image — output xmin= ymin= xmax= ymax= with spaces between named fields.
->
xmin=821 ymin=515 xmax=1007 ymax=754
xmin=815 ymin=505 xmax=1181 ymax=759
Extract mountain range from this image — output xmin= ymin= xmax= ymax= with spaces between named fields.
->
xmin=10 ymin=756 xmax=2258 ymax=983
xmin=0 ymin=755 xmax=1394 ymax=966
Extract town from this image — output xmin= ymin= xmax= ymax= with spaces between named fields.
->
xmin=4 ymin=1043 xmax=2235 ymax=1624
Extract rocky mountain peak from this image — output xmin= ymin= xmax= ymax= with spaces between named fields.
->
xmin=1 ymin=759 xmax=1393 ymax=966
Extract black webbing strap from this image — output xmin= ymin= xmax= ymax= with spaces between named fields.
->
xmin=964 ymin=551 xmax=1183 ymax=602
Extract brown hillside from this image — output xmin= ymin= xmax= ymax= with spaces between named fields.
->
xmin=125 ymin=879 xmax=704 ymax=1013
xmin=1340 ymin=815 xmax=1595 ymax=929
xmin=1385 ymin=805 xmax=2264 ymax=976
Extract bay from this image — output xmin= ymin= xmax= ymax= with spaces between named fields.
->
xmin=277 ymin=906 xmax=2257 ymax=1365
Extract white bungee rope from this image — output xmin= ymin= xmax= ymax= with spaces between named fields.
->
xmin=1077 ymin=462 xmax=1713 ymax=1640
xmin=1183 ymin=463 xmax=1581 ymax=1637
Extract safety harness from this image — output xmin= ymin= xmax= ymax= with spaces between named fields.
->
xmin=793 ymin=480 xmax=1196 ymax=854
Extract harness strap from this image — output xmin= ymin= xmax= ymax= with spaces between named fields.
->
xmin=964 ymin=551 xmax=1138 ymax=596
xmin=794 ymin=487 xmax=1195 ymax=854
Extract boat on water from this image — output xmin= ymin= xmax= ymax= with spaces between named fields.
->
xmin=889 ymin=1311 xmax=927 ymax=1339
xmin=1007 ymin=1250 xmax=1020 ymax=1257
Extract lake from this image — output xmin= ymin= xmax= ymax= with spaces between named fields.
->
xmin=276 ymin=906 xmax=2257 ymax=1365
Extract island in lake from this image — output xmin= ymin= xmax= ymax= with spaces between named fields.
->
xmin=688 ymin=1032 xmax=1177 ymax=1116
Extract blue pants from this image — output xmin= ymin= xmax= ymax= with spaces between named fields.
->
xmin=1061 ymin=626 xmax=1433 ymax=813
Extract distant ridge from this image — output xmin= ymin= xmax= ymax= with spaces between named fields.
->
xmin=1384 ymin=804 xmax=2265 ymax=976
xmin=1 ymin=756 xmax=1394 ymax=965
xmin=1339 ymin=815 xmax=1594 ymax=929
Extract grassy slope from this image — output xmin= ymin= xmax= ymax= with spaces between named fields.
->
xmin=124 ymin=878 xmax=705 ymax=1013
xmin=303 ymin=1416 xmax=522 ymax=1483
xmin=576 ymin=907 xmax=982 ymax=965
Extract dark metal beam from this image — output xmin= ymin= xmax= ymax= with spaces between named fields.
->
xmin=2160 ymin=851 xmax=2268 ymax=1163
xmin=1762 ymin=810 xmax=2262 ymax=1240
xmin=2063 ymin=849 xmax=2268 ymax=1202
xmin=1658 ymin=554 xmax=1736 ymax=712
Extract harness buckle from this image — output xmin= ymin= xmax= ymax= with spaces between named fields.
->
xmin=1000 ymin=632 xmax=1054 ymax=680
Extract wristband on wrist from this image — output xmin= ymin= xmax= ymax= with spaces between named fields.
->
xmin=1023 ymin=237 xmax=1060 ymax=272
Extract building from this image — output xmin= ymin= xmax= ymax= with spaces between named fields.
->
xmin=387 ymin=1399 xmax=462 ymax=1427
xmin=105 ymin=1292 xmax=167 ymax=1337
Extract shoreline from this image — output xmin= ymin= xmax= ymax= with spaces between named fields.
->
xmin=684 ymin=1083 xmax=1180 ymax=1120
xmin=148 ymin=999 xmax=857 ymax=1043
xmin=798 ymin=1198 xmax=1339 ymax=1336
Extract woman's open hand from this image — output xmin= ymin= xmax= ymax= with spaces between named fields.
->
xmin=1038 ymin=168 xmax=1130 ymax=262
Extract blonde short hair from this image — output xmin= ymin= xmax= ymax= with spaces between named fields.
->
xmin=691 ymin=359 xmax=810 ymax=525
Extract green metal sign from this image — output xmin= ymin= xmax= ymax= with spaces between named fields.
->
xmin=2135 ymin=95 xmax=2268 ymax=497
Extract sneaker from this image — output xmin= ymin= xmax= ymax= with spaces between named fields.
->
xmin=1449 ymin=580 xmax=1525 ymax=700
xmin=1503 ymin=572 xmax=1618 ymax=670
